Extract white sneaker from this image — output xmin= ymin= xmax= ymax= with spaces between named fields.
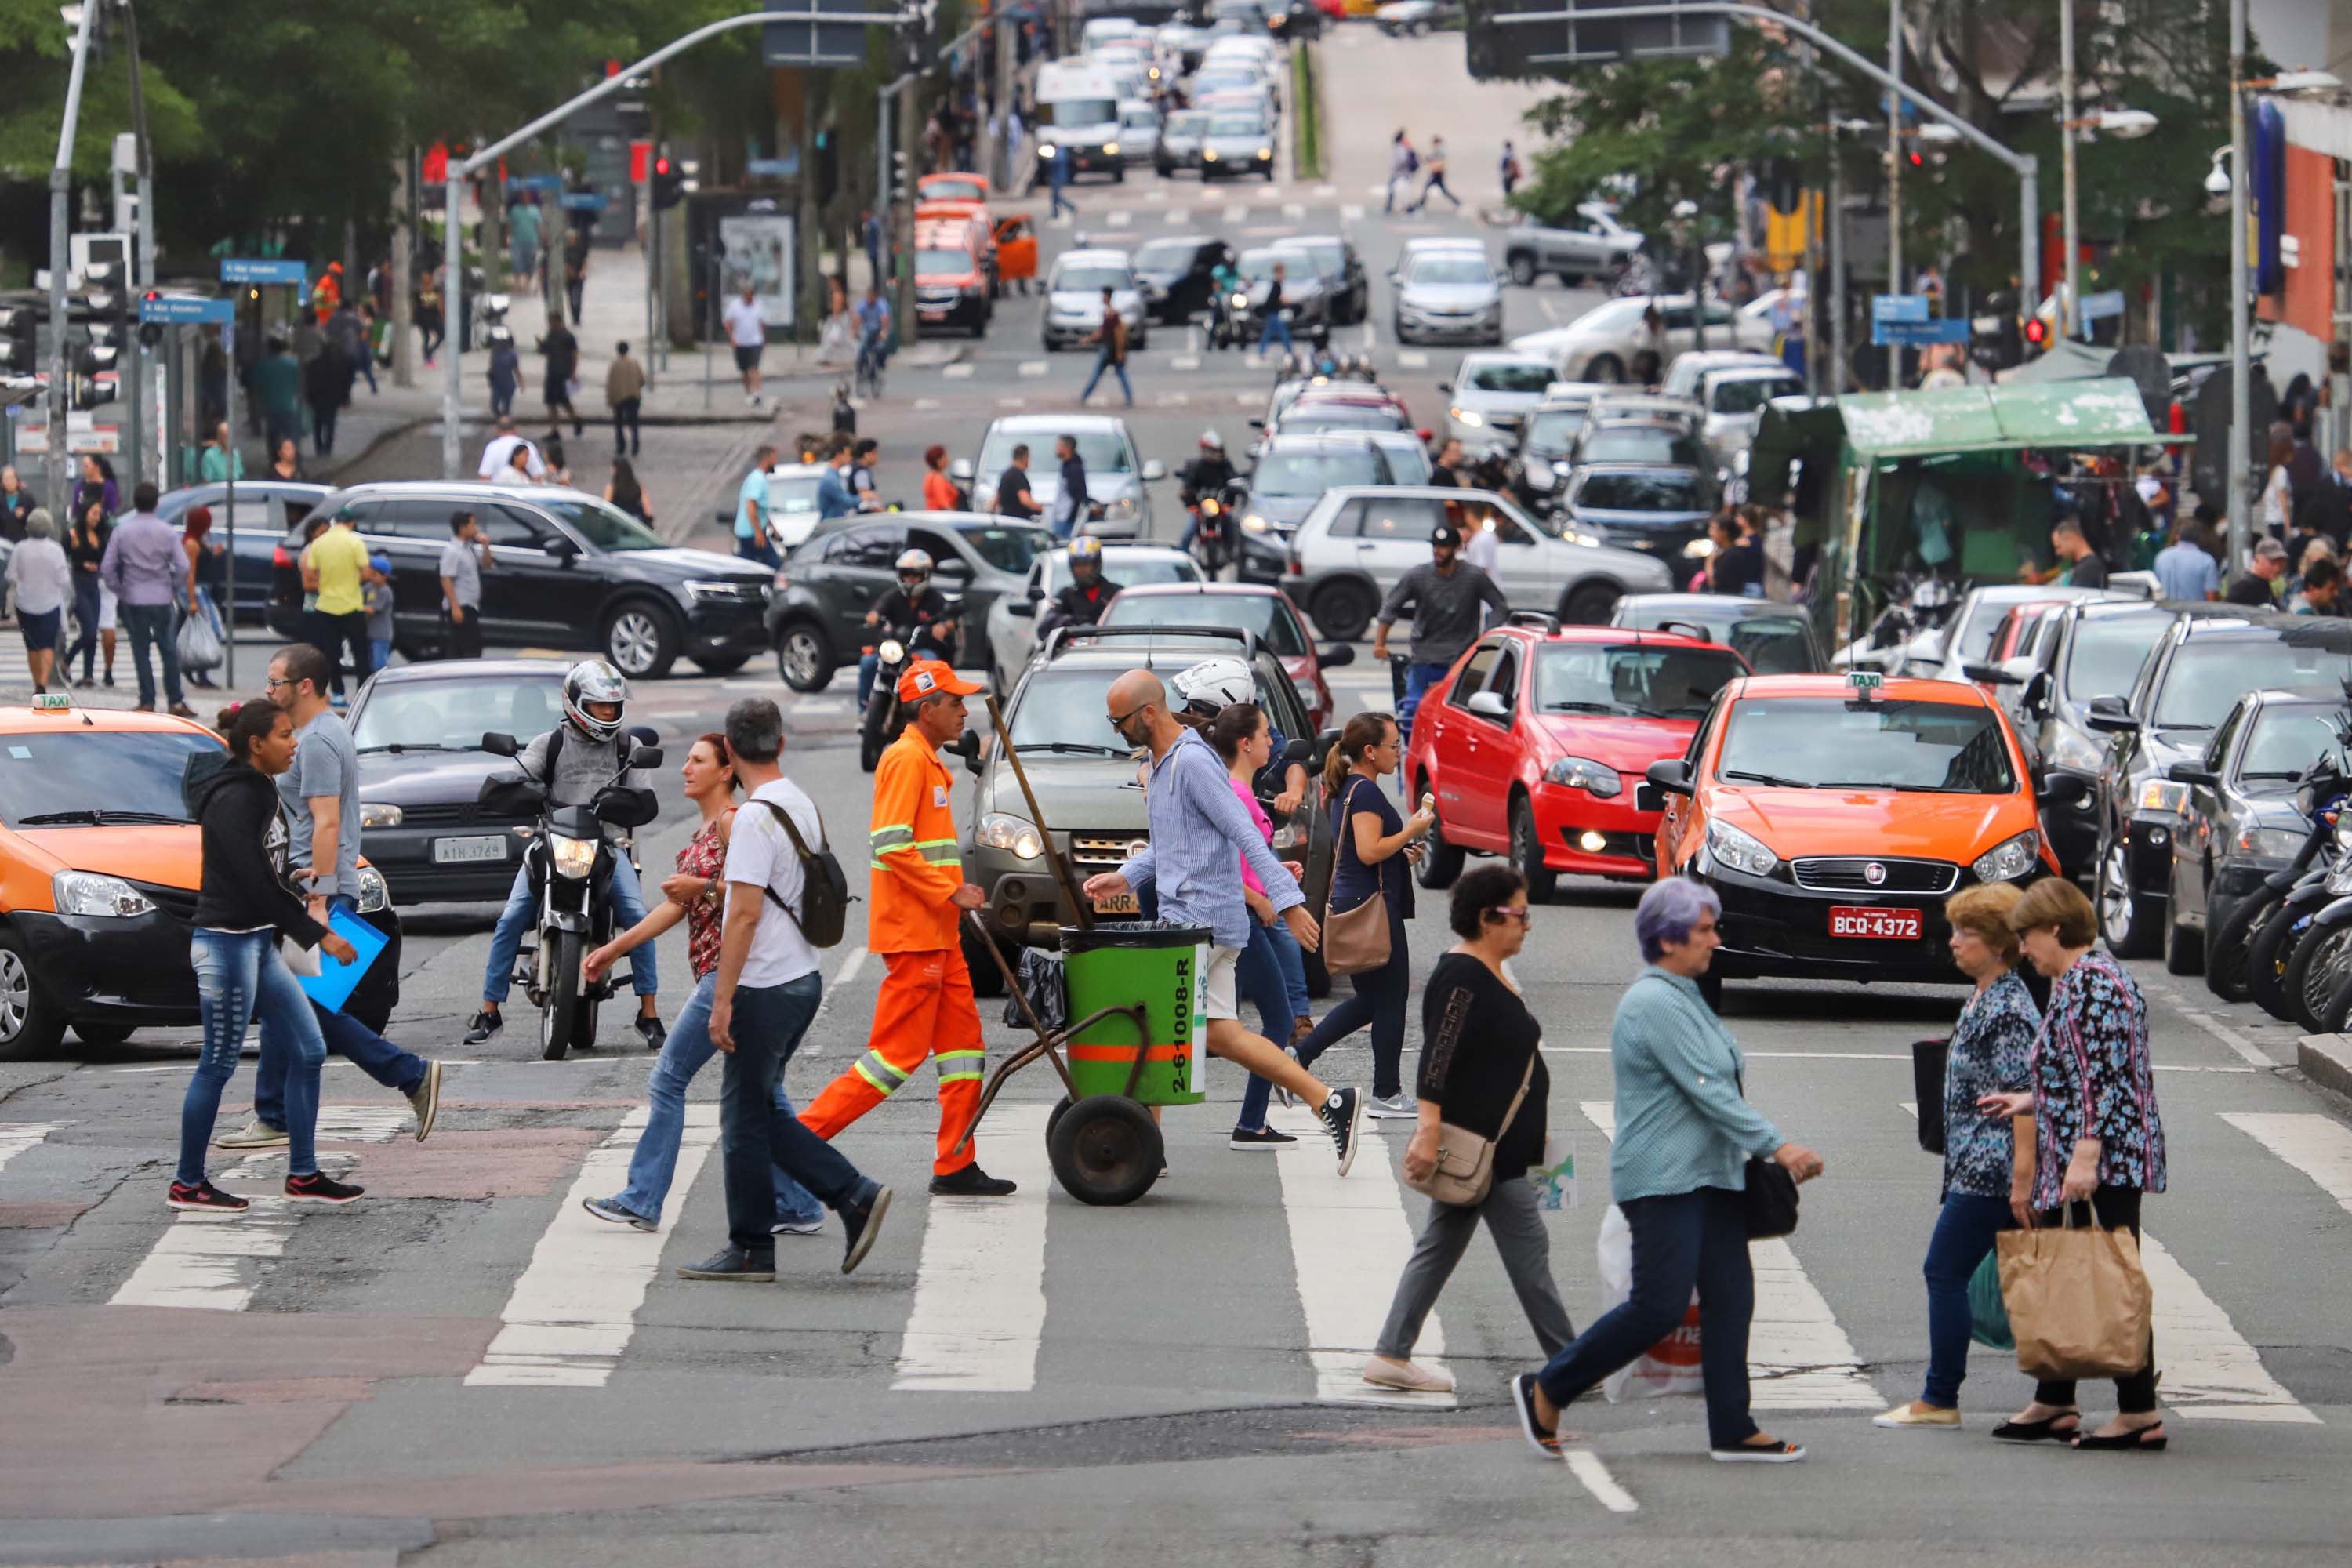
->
xmin=1365 ymin=1091 xmax=1417 ymax=1120
xmin=214 ymin=1119 xmax=289 ymax=1149
xmin=1362 ymin=1355 xmax=1454 ymax=1393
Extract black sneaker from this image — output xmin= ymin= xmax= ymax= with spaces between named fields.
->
xmin=929 ymin=1164 xmax=1018 ymax=1197
xmin=1317 ymin=1087 xmax=1364 ymax=1176
xmin=840 ymin=1185 xmax=894 ymax=1275
xmin=1511 ymin=1372 xmax=1563 ymax=1458
xmin=167 ymin=1179 xmax=249 ymax=1213
xmin=285 ymin=1171 xmax=364 ymax=1205
xmin=463 ymin=1009 xmax=503 ymax=1045
xmin=676 ymin=1247 xmax=775 ymax=1281
xmin=635 ymin=1014 xmax=666 ymax=1051
xmin=1229 ymin=1125 xmax=1298 ymax=1150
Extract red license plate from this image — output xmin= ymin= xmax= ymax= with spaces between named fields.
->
xmin=1828 ymin=906 xmax=1922 ymax=940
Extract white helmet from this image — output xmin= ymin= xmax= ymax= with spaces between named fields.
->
xmin=562 ymin=658 xmax=629 ymax=744
xmin=895 ymin=547 xmax=934 ymax=580
xmin=1173 ymin=655 xmax=1253 ymax=713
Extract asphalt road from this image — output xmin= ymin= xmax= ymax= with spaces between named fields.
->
xmin=5 ymin=29 xmax=2352 ymax=1568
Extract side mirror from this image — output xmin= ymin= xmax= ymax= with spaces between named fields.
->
xmin=481 ymin=731 xmax=520 ymax=757
xmin=1008 ymin=597 xmax=1036 ymax=618
xmin=2166 ymin=761 xmax=2218 ymax=787
xmin=1281 ymin=735 xmax=1312 ymax=764
xmin=1436 ymin=380 xmax=1453 ymax=393
xmin=2020 ymin=669 xmax=2053 ymax=715
xmin=1248 ymin=419 xmax=1266 ymax=430
xmin=1318 ymin=642 xmax=1356 ymax=668
xmin=1646 ymin=757 xmax=1693 ymax=796
xmin=1312 ymin=725 xmax=1341 ymax=771
xmin=955 ymin=728 xmax=984 ymax=775
xmin=949 ymin=458 xmax=975 ymax=482
xmin=630 ymin=746 xmax=665 ymax=771
xmin=2084 ymin=694 xmax=2137 ymax=735
xmin=1465 ymin=690 xmax=1508 ymax=719
xmin=1962 ymin=662 xmax=2021 ymax=685
xmin=1141 ymin=459 xmax=1167 ymax=481
xmin=543 ymin=535 xmax=578 ymax=560
xmin=2038 ymin=771 xmax=2092 ymax=808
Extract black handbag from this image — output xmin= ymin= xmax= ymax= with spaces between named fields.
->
xmin=1735 ymin=1067 xmax=1799 ymax=1240
xmin=1911 ymin=1037 xmax=1951 ymax=1155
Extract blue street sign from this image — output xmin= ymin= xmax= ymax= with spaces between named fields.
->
xmin=139 ymin=295 xmax=234 ymax=325
xmin=2080 ymin=289 xmax=2125 ymax=322
xmin=220 ymin=257 xmax=307 ymax=288
xmin=513 ymin=174 xmax=565 ymax=192
xmin=747 ymin=155 xmax=800 ymax=177
xmin=1872 ymin=317 xmax=1972 ymax=347
xmin=1871 ymin=293 xmax=1929 ymax=324
xmin=559 ymin=192 xmax=608 ymax=212
xmin=762 ymin=0 xmax=888 ymax=67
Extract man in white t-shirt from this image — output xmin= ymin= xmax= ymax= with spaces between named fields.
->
xmin=681 ymin=697 xmax=892 ymax=1283
xmin=476 ymin=415 xmax=546 ymax=482
xmin=720 ymin=283 xmax=768 ymax=409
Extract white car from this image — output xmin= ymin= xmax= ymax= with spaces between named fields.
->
xmin=1115 ymin=100 xmax=1162 ymax=166
xmin=984 ymin=543 xmax=1203 ymax=694
xmin=955 ymin=414 xmax=1170 ymax=543
xmin=1693 ymin=363 xmax=1806 ymax=462
xmin=1439 ymin=351 xmax=1558 ymax=448
xmin=1041 ymin=249 xmax=1149 ymax=351
xmin=1509 ymin=292 xmax=1776 ymax=383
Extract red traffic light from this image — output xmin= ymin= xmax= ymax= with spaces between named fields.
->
xmin=653 ymin=156 xmax=672 ymax=176
xmin=1907 ymin=150 xmax=1924 ymax=168
xmin=2023 ymin=318 xmax=2050 ymax=347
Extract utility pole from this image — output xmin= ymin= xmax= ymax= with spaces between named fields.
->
xmin=1884 ymin=0 xmax=1903 ymax=387
xmin=46 ymin=0 xmax=100 ymax=514
xmin=897 ymin=74 xmax=920 ymax=339
xmin=392 ymin=152 xmax=416 ymax=389
xmin=2059 ymin=0 xmax=2079 ymax=340
xmin=2226 ymin=0 xmax=2250 ymax=569
xmin=1829 ymin=132 xmax=1847 ymax=394
xmin=122 ymin=0 xmax=156 ymax=489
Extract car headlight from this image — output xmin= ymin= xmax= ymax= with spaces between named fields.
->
xmin=1257 ymin=147 xmax=1272 ymax=160
xmin=53 ymin=870 xmax=154 ymax=919
xmin=878 ymin=637 xmax=906 ymax=664
xmin=1104 ymin=142 xmax=1121 ymax=155
xmin=1704 ymin=819 xmax=1778 ymax=877
xmin=358 ymin=802 xmax=404 ymax=829
xmin=2234 ymin=825 xmax=2305 ymax=859
xmin=1104 ymin=496 xmax=1138 ymax=521
xmin=1566 ymin=527 xmax=1605 ymax=547
xmin=550 ymin=832 xmax=599 ymax=880
xmin=1544 ymin=755 xmax=1622 ymax=797
xmin=2047 ymin=724 xmax=2107 ymax=774
xmin=1682 ymin=537 xmax=1715 ymax=558
xmin=1230 ymin=292 xmax=1248 ymax=309
xmin=1452 ymin=408 xmax=1483 ymax=428
xmin=1972 ymin=829 xmax=2042 ymax=884
xmin=1243 ymin=514 xmax=1272 ymax=534
xmin=977 ymin=811 xmax=1045 ymax=862
xmin=1040 ymin=141 xmax=1059 ymax=158
xmin=773 ymin=568 xmax=791 ymax=590
xmin=2137 ymin=779 xmax=2190 ymax=815
xmin=353 ymin=865 xmax=390 ymax=915
xmin=1203 ymin=148 xmax=1220 ymax=162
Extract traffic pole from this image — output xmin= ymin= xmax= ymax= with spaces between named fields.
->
xmin=46 ymin=0 xmax=100 ymax=515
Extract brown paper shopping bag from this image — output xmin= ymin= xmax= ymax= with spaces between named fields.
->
xmin=1994 ymin=1207 xmax=2153 ymax=1381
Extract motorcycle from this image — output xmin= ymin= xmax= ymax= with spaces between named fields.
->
xmin=1185 ymin=479 xmax=1247 ymax=577
xmin=474 ymin=289 xmax=512 ymax=345
xmin=859 ymin=596 xmax=964 ymax=773
xmin=478 ymin=728 xmax=662 ymax=1061
xmin=1209 ymin=289 xmax=1249 ymax=350
xmin=2208 ymin=739 xmax=2352 ymax=1004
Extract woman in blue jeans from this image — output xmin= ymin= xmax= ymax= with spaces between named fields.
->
xmin=579 ymin=734 xmax=822 ymax=1232
xmin=1875 ymin=882 xmax=2035 ymax=1430
xmin=1510 ymin=877 xmax=1824 ymax=1463
xmin=1209 ymin=699 xmax=1301 ymax=1149
xmin=173 ymin=700 xmax=365 ymax=1211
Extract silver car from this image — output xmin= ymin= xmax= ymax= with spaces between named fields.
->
xmin=1394 ymin=247 xmax=1505 ymax=347
xmin=1439 ymin=351 xmax=1557 ymax=448
xmin=1198 ymin=107 xmax=1276 ymax=180
xmin=1041 ymin=249 xmax=1149 ymax=351
xmin=982 ymin=543 xmax=1202 ymax=694
xmin=1115 ymin=100 xmax=1161 ymax=166
xmin=1285 ymin=485 xmax=1673 ymax=642
xmin=1156 ymin=108 xmax=1210 ymax=175
xmin=956 ymin=414 xmax=1169 ymax=542
xmin=1509 ymin=292 xmax=1774 ymax=383
xmin=1501 ymin=202 xmax=1644 ymax=287
xmin=1693 ymin=363 xmax=1805 ymax=463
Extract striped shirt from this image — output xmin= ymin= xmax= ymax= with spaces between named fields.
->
xmin=1606 ymin=967 xmax=1784 ymax=1203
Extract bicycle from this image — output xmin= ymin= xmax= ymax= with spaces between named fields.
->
xmin=855 ymin=334 xmax=888 ymax=400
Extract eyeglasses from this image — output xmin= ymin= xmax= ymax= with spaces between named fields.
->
xmin=263 ymin=675 xmax=292 ymax=691
xmin=1107 ymin=703 xmax=1150 ymax=731
xmin=1486 ymin=907 xmax=1534 ymax=928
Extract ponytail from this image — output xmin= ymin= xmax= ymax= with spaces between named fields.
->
xmin=1323 ymin=711 xmax=1396 ymax=792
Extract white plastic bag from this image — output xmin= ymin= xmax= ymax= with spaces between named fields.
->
xmin=176 ymin=590 xmax=224 ymax=672
xmin=1596 ymin=1203 xmax=1707 ymax=1403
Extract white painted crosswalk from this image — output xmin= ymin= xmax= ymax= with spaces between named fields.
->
xmin=893 ymin=1102 xmax=1054 ymax=1392
xmin=2223 ymin=1112 xmax=2352 ymax=1214
xmin=0 ymin=1120 xmax=61 ymax=1175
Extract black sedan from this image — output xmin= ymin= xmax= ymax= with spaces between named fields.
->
xmin=1131 ymin=234 xmax=1232 ymax=325
xmin=157 ymin=481 xmax=333 ymax=622
xmin=348 ymin=659 xmax=573 ymax=903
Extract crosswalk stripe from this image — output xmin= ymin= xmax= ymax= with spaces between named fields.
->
xmin=1018 ymin=361 xmax=1049 ymax=378
xmin=1581 ymin=1102 xmax=1881 ymax=1408
xmin=1223 ymin=202 xmax=1247 ymax=223
xmin=2221 ymin=1112 xmax=2352 ymax=1214
xmin=1397 ymin=350 xmax=1429 ymax=369
xmin=110 ymin=1136 xmax=372 ymax=1312
xmin=1282 ymin=202 xmax=1306 ymax=220
xmin=1562 ymin=1448 xmax=1639 ymax=1513
xmin=1106 ymin=210 xmax=1132 ymax=228
xmin=1165 ymin=208 xmax=1190 ymax=225
xmin=808 ymin=942 xmax=870 ymax=1049
xmin=466 ymin=1105 xmax=720 ymax=1388
xmin=0 ymin=1121 xmax=63 ymax=1176
xmin=1341 ymin=203 xmax=1365 ymax=223
xmin=1270 ymin=1108 xmax=1456 ymax=1408
xmin=892 ymin=1102 xmax=1054 ymax=1392
xmin=943 ymin=363 xmax=975 ymax=379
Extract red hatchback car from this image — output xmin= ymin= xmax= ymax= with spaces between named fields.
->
xmin=1096 ymin=580 xmax=1350 ymax=728
xmin=1405 ymin=619 xmax=1751 ymax=898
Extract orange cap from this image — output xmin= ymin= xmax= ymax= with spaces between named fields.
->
xmin=896 ymin=659 xmax=982 ymax=704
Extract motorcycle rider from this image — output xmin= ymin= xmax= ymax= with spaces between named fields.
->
xmin=1036 ymin=536 xmax=1123 ymax=637
xmin=464 ymin=659 xmax=666 ymax=1048
xmin=1175 ymin=430 xmax=1239 ymax=555
xmin=1210 ymin=254 xmax=1244 ymax=348
xmin=859 ymin=549 xmax=959 ymax=713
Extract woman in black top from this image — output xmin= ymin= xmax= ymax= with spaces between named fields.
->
xmin=64 ymin=498 xmax=110 ymax=687
xmin=1290 ymin=713 xmax=1432 ymax=1113
xmin=1363 ymin=863 xmax=1573 ymax=1395
xmin=0 ymin=465 xmax=35 ymax=540
xmin=172 ymin=700 xmax=362 ymax=1214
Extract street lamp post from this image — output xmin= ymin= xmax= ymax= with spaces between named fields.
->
xmin=2060 ymin=0 xmax=2078 ymax=340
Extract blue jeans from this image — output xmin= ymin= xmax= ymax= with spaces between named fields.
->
xmin=1293 ymin=914 xmax=1407 ymax=1100
xmin=610 ymin=973 xmax=820 ymax=1225
xmin=182 ymin=930 xmax=326 ymax=1184
xmin=252 ymin=894 xmax=428 ymax=1132
xmin=1233 ymin=920 xmax=1295 ymax=1132
xmin=1921 ymin=1191 xmax=2014 ymax=1407
xmin=370 ymin=637 xmax=394 ymax=674
xmin=1265 ymin=916 xmax=1311 ymax=1022
xmin=1049 ymin=172 xmax=1075 ymax=218
xmin=1535 ymin=1186 xmax=1759 ymax=1450
xmin=120 ymin=600 xmax=183 ymax=710
xmin=1399 ymin=660 xmax=1449 ymax=742
xmin=735 ymin=533 xmax=781 ymax=569
xmin=1080 ymin=347 xmax=1132 ymax=405
xmin=723 ymin=973 xmax=877 ymax=1258
xmin=1258 ymin=314 xmax=1294 ymax=356
xmin=481 ymin=853 xmax=658 ymax=1005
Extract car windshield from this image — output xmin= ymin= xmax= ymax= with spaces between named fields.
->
xmin=982 ymin=430 xmax=1134 ymax=475
xmin=1052 ymin=264 xmax=1134 ymax=293
xmin=960 ymin=525 xmax=1056 ymax=574
xmin=1236 ymin=252 xmax=1284 ymax=281
xmin=1134 ymin=239 xmax=1200 ymax=270
xmin=1208 ymin=114 xmax=1265 ymax=136
xmin=1716 ymin=697 xmax=2016 ymax=793
xmin=1579 ymin=426 xmax=1704 ymax=466
xmin=2155 ymin=639 xmax=2352 ymax=728
xmin=2063 ymin=613 xmax=2166 ymax=702
xmin=1572 ymin=298 xmax=1649 ymax=332
xmin=1573 ymin=471 xmax=1704 ymax=511
xmin=1043 ymin=551 xmax=1199 ymax=592
xmin=926 ymin=177 xmax=985 ymax=202
xmin=0 ymin=730 xmax=218 ymax=829
xmin=354 ymin=676 xmax=571 ymax=751
xmin=1522 ymin=408 xmax=1585 ymax=453
xmin=539 ymin=498 xmax=663 ymax=551
xmin=2240 ymin=707 xmax=2344 ymax=780
xmin=770 ymin=472 xmax=824 ymax=514
xmin=1042 ymin=97 xmax=1117 ymax=126
xmin=916 ymin=249 xmax=971 ymax=274
xmin=1467 ymin=361 xmax=1554 ymax=394
xmin=1280 ymin=405 xmax=1404 ymax=434
xmin=1292 ymin=241 xmax=1344 ymax=276
xmin=1253 ymin=448 xmax=1385 ymax=495
xmin=1710 ymin=376 xmax=1799 ymax=415
xmin=1122 ymin=107 xmax=1156 ymax=127
xmin=1535 ymin=644 xmax=1745 ymax=719
xmin=1100 ymin=592 xmax=1308 ymax=656
xmin=1410 ymin=256 xmax=1493 ymax=285
xmin=1369 ymin=438 xmax=1432 ymax=484
xmin=1007 ymin=666 xmax=1190 ymax=752
xmin=1167 ymin=111 xmax=1207 ymax=134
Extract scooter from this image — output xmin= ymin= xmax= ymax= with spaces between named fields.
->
xmin=2209 ymin=740 xmax=2352 ymax=1003
xmin=859 ymin=597 xmax=964 ymax=773
xmin=478 ymin=728 xmax=662 ymax=1060
xmin=1185 ymin=480 xmax=1247 ymax=578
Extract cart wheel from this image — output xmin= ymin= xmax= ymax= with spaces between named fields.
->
xmin=1047 ymin=1095 xmax=1163 ymax=1206
xmin=1047 ymin=1094 xmax=1073 ymax=1146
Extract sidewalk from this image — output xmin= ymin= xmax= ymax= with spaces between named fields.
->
xmin=256 ymin=244 xmax=966 ymax=485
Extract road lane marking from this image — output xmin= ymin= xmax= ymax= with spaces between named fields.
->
xmin=1538 ymin=1047 xmax=2255 ymax=1072
xmin=808 ymin=943 xmax=870 ymax=1047
xmin=111 ymin=1142 xmax=366 ymax=1312
xmin=1236 ymin=391 xmax=1261 ymax=407
xmin=1018 ymin=361 xmax=1048 ymax=378
xmin=1172 ymin=354 xmax=1202 ymax=371
xmin=1106 ymin=210 xmax=1132 ymax=228
xmin=1341 ymin=203 xmax=1365 ymax=223
xmin=1224 ymin=202 xmax=1248 ymax=223
xmin=1271 ymin=1107 xmax=1457 ymax=1408
xmin=892 ymin=1102 xmax=1053 ymax=1392
xmin=1166 ymin=208 xmax=1191 ymax=225
xmin=943 ymin=363 xmax=975 ymax=379
xmin=1283 ymin=202 xmax=1306 ymax=220
xmin=2161 ymin=993 xmax=2274 ymax=1067
xmin=1396 ymin=350 xmax=1429 ymax=368
xmin=0 ymin=1122 xmax=62 ymax=1176
xmin=1312 ymin=184 xmax=1338 ymax=200
xmin=914 ymin=397 xmax=940 ymax=411
xmin=1539 ymin=297 xmax=1560 ymax=324
xmin=1582 ymin=1102 xmax=1880 ymax=1409
xmin=2223 ymin=1112 xmax=2352 ymax=1214
xmin=996 ymin=397 xmax=1030 ymax=408
xmin=465 ymin=1105 xmax=720 ymax=1388
xmin=1563 ymin=1448 xmax=1639 ymax=1513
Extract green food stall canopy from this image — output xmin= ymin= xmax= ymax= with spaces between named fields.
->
xmin=1749 ymin=377 xmax=2161 ymax=500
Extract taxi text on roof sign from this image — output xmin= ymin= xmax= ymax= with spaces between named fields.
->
xmin=31 ymin=694 xmax=71 ymax=710
xmin=1845 ymin=669 xmax=1883 ymax=695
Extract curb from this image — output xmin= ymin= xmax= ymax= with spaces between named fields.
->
xmin=2298 ymin=1033 xmax=2352 ymax=1100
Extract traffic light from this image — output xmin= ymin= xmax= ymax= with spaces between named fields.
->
xmin=138 ymin=289 xmax=163 ymax=348
xmin=1971 ymin=289 xmax=2022 ymax=372
xmin=651 ymin=155 xmax=685 ymax=212
xmin=815 ymin=129 xmax=837 ymax=206
xmin=0 ymin=307 xmax=34 ymax=374
xmin=890 ymin=146 xmax=910 ymax=205
xmin=2023 ymin=316 xmax=2051 ymax=351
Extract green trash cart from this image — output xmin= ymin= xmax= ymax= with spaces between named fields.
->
xmin=955 ymin=913 xmax=1211 ymax=1205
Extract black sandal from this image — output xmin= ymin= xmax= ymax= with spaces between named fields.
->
xmin=2072 ymin=1422 xmax=2166 ymax=1452
xmin=1991 ymin=1410 xmax=2080 ymax=1442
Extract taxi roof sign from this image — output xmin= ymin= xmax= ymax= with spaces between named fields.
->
xmin=1846 ymin=669 xmax=1884 ymax=701
xmin=31 ymin=693 xmax=72 ymax=710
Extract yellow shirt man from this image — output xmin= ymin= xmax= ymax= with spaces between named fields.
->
xmin=310 ymin=521 xmax=370 ymax=617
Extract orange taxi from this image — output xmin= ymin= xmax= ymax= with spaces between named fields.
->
xmin=913 ymin=217 xmax=995 ymax=336
xmin=0 ymin=697 xmax=399 ymax=1059
xmin=1645 ymin=670 xmax=2060 ymax=1000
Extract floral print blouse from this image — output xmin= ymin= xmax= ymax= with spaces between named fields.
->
xmin=2027 ymin=949 xmax=2166 ymax=1210
xmin=677 ymin=815 xmax=731 ymax=980
xmin=1941 ymin=968 xmax=2037 ymax=1200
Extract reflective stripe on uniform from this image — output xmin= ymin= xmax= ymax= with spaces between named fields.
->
xmin=853 ymin=1051 xmax=912 ymax=1097
xmin=935 ymin=1047 xmax=985 ymax=1083
xmin=871 ymin=824 xmax=915 ymax=851
xmin=914 ymin=838 xmax=960 ymax=866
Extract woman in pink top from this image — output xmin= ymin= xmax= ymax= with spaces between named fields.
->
xmin=1210 ymin=702 xmax=1304 ymax=1149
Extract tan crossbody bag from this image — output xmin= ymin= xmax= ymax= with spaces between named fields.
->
xmin=1403 ymin=1055 xmax=1536 ymax=1207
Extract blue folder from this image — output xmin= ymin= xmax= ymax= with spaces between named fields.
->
xmin=298 ymin=907 xmax=390 ymax=1014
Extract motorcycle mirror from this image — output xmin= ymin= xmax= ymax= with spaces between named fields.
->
xmin=954 ymin=729 xmax=984 ymax=776
xmin=1142 ymin=459 xmax=1168 ymax=481
xmin=949 ymin=457 xmax=975 ymax=481
xmin=630 ymin=746 xmax=665 ymax=771
xmin=1281 ymin=735 xmax=1312 ymax=764
xmin=481 ymin=731 xmax=520 ymax=757
xmin=1319 ymin=642 xmax=1356 ymax=667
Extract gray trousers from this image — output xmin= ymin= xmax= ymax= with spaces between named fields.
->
xmin=1374 ymin=1176 xmax=1576 ymax=1360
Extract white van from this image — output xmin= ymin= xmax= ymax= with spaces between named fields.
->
xmin=1035 ymin=61 xmax=1130 ymax=182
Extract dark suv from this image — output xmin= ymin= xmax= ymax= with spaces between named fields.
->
xmin=2088 ymin=610 xmax=2352 ymax=957
xmin=268 ymin=481 xmax=771 ymax=679
xmin=1131 ymin=234 xmax=1233 ymax=325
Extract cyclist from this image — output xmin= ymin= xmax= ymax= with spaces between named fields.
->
xmin=1036 ymin=536 xmax=1123 ymax=638
xmin=464 ymin=659 xmax=666 ymax=1049
xmin=1176 ymin=430 xmax=1239 ymax=554
xmin=854 ymin=283 xmax=892 ymax=390
xmin=860 ymin=549 xmax=959 ymax=712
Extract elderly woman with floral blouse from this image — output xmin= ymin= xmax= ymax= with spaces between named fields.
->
xmin=1876 ymin=882 xmax=2038 ymax=1431
xmin=1979 ymin=876 xmax=2169 ymax=1452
